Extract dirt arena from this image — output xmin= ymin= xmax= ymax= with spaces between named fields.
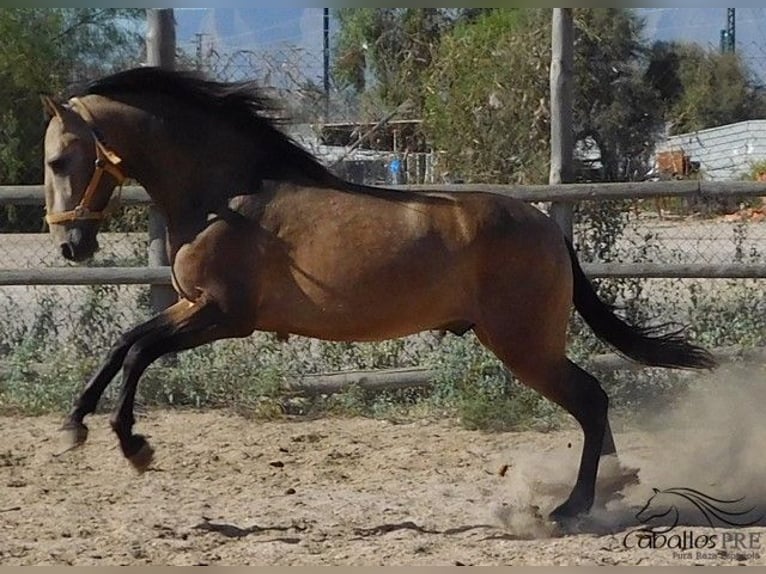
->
xmin=2 ymin=366 xmax=766 ymax=566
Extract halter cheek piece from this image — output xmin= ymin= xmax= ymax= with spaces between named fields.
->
xmin=44 ymin=97 xmax=127 ymax=226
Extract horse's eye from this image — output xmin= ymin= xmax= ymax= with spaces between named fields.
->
xmin=47 ymin=155 xmax=70 ymax=174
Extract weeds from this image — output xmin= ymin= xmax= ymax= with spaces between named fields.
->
xmin=1 ymin=274 xmax=760 ymax=429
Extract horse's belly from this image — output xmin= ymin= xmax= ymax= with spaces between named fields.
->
xmin=256 ymin=264 xmax=473 ymax=341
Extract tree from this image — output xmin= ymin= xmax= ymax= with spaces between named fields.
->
xmin=424 ymin=9 xmax=550 ymax=184
xmin=332 ymin=8 xmax=489 ymax=117
xmin=0 ymin=9 xmax=143 ymax=230
xmin=644 ymin=41 xmax=684 ymax=105
xmin=424 ymin=8 xmax=665 ymax=184
xmin=572 ymin=9 xmax=664 ymax=181
xmin=646 ymin=41 xmax=766 ymax=135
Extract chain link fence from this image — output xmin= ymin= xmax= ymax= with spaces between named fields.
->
xmin=2 ymin=21 xmax=766 ymax=391
xmin=571 ymin=196 xmax=766 ymax=352
xmin=0 ymin=203 xmax=152 ymax=356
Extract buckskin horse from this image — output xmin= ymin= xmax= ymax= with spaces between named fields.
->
xmin=40 ymin=67 xmax=716 ymax=522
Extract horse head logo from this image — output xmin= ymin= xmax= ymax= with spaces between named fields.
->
xmin=636 ymin=487 xmax=763 ymax=532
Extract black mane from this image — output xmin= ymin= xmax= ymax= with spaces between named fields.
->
xmin=78 ymin=66 xmax=338 ymax=185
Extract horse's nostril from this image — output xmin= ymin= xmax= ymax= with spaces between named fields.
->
xmin=61 ymin=242 xmax=75 ymax=260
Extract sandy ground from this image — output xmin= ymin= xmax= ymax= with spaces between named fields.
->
xmin=2 ymin=365 xmax=766 ymax=566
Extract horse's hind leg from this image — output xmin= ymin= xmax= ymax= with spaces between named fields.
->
xmin=108 ymin=297 xmax=246 ymax=471
xmin=547 ymin=359 xmax=612 ymax=520
xmin=539 ymin=359 xmax=611 ymax=521
xmin=474 ymin=318 xmax=610 ymax=521
xmin=602 ymin=419 xmax=616 ymax=456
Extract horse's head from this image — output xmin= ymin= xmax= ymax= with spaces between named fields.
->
xmin=41 ymin=95 xmax=125 ymax=262
xmin=635 ymin=487 xmax=678 ymax=526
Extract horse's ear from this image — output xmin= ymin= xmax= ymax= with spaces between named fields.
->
xmin=40 ymin=94 xmax=64 ymax=121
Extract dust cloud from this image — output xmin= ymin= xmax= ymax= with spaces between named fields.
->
xmin=490 ymin=362 xmax=766 ymax=537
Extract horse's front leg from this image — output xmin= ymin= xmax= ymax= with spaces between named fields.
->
xmin=61 ymin=312 xmax=175 ymax=448
xmin=107 ymin=297 xmax=239 ymax=471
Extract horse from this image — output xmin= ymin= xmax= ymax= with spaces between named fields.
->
xmin=40 ymin=66 xmax=716 ymax=523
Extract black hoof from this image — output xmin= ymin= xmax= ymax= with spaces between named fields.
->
xmin=549 ymin=497 xmax=591 ymax=527
xmin=60 ymin=420 xmax=89 ymax=448
xmin=122 ymin=434 xmax=155 ymax=472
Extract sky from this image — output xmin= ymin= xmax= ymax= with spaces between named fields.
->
xmin=638 ymin=8 xmax=766 ymax=81
xmin=175 ymin=8 xmax=335 ymax=85
xmin=172 ymin=8 xmax=766 ymax=85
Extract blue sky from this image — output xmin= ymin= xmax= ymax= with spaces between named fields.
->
xmin=173 ymin=8 xmax=766 ymax=84
xmin=175 ymin=8 xmax=336 ymax=84
xmin=639 ymin=8 xmax=766 ymax=81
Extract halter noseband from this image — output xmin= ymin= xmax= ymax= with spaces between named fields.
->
xmin=45 ymin=97 xmax=127 ymax=225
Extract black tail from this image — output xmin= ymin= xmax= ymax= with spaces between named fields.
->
xmin=565 ymin=239 xmax=717 ymax=370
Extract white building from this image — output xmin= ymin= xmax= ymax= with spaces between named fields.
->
xmin=654 ymin=120 xmax=766 ymax=181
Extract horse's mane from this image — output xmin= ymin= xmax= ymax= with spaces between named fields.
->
xmin=77 ymin=66 xmax=339 ymax=185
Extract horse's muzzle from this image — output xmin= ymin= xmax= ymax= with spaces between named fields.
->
xmin=60 ymin=227 xmax=98 ymax=262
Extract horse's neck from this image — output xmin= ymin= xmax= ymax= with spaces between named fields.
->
xmin=158 ymin=204 xmax=210 ymax=261
xmin=156 ymin=182 xmax=269 ymax=262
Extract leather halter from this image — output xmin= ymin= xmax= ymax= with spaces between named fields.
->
xmin=45 ymin=97 xmax=127 ymax=225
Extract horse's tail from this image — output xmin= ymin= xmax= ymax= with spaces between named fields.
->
xmin=565 ymin=238 xmax=716 ymax=370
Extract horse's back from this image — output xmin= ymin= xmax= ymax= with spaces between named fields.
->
xmin=174 ymin=182 xmax=572 ymax=341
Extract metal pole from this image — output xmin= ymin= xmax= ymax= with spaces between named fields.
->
xmin=727 ymin=8 xmax=735 ymax=52
xmin=146 ymin=9 xmax=177 ymax=314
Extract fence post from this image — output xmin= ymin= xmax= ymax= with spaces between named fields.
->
xmin=145 ymin=9 xmax=177 ymax=314
xmin=323 ymin=7 xmax=330 ymax=119
xmin=549 ymin=8 xmax=574 ymax=239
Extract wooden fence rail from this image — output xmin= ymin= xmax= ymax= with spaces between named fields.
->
xmin=3 ymin=262 xmax=766 ymax=287
xmin=0 ymin=267 xmax=170 ymax=286
xmin=4 ymin=345 xmax=761 ymax=396
xmin=285 ymin=344 xmax=766 ymax=396
xmin=4 ymin=180 xmax=766 ymax=205
xmin=2 ymin=180 xmax=766 ymax=285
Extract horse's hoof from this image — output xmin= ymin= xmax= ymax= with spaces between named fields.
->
xmin=60 ymin=420 xmax=88 ymax=448
xmin=549 ymin=498 xmax=590 ymax=530
xmin=124 ymin=434 xmax=155 ymax=472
